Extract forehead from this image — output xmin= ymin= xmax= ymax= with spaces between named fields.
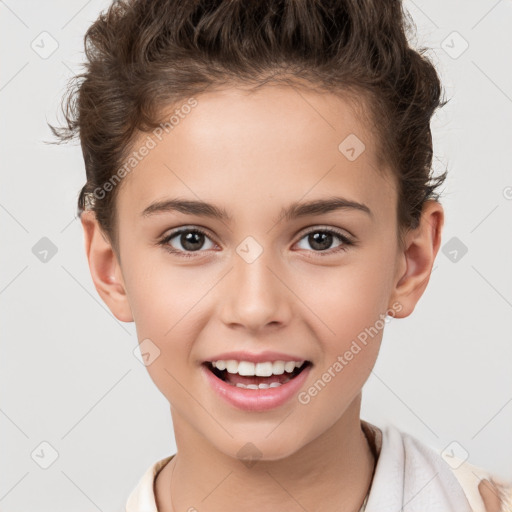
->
xmin=116 ymin=85 xmax=396 ymax=222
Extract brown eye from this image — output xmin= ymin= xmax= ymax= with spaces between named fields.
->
xmin=295 ymin=228 xmax=353 ymax=255
xmin=160 ymin=227 xmax=215 ymax=257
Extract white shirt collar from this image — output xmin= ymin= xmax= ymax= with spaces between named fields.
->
xmin=126 ymin=454 xmax=174 ymax=512
xmin=125 ymin=422 xmax=509 ymax=512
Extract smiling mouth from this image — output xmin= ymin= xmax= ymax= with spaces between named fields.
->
xmin=203 ymin=361 xmax=312 ymax=389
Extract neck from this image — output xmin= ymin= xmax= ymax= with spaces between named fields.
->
xmin=155 ymin=394 xmax=376 ymax=512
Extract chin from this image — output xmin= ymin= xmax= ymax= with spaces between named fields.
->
xmin=212 ymin=434 xmax=305 ymax=465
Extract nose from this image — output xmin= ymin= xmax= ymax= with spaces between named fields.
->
xmin=218 ymin=246 xmax=293 ymax=333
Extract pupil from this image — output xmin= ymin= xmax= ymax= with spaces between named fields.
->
xmin=310 ymin=232 xmax=332 ymax=251
xmin=182 ymin=231 xmax=204 ymax=251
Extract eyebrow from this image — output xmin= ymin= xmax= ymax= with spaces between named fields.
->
xmin=141 ymin=196 xmax=373 ymax=223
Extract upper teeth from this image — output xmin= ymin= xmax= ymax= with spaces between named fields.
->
xmin=211 ymin=360 xmax=305 ymax=377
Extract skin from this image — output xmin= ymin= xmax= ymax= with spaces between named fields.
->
xmin=479 ymin=479 xmax=503 ymax=512
xmin=81 ymin=84 xmax=445 ymax=512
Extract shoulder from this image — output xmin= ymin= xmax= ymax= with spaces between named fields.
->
xmin=361 ymin=420 xmax=512 ymax=512
xmin=443 ymin=454 xmax=512 ymax=512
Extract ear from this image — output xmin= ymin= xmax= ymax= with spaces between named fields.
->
xmin=388 ymin=200 xmax=444 ymax=318
xmin=80 ymin=210 xmax=134 ymax=322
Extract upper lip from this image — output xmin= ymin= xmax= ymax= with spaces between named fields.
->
xmin=203 ymin=350 xmax=311 ymax=364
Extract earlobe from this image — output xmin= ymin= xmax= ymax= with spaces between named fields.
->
xmin=80 ymin=210 xmax=134 ymax=323
xmin=389 ymin=200 xmax=444 ymax=318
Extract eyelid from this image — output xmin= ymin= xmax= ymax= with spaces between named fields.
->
xmin=160 ymin=224 xmax=217 ymax=242
xmin=296 ymin=224 xmax=354 ymax=240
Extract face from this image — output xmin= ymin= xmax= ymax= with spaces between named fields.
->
xmin=94 ymin=85 xmax=415 ymax=460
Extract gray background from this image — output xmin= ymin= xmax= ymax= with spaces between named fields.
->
xmin=1 ymin=0 xmax=511 ymax=510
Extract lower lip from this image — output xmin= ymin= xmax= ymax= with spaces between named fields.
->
xmin=201 ymin=363 xmax=312 ymax=412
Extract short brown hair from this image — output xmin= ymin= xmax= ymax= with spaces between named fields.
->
xmin=49 ymin=0 xmax=449 ymax=254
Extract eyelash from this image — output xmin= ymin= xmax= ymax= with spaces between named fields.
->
xmin=158 ymin=226 xmax=355 ymax=259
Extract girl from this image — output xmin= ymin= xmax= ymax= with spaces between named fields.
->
xmin=50 ymin=0 xmax=512 ymax=510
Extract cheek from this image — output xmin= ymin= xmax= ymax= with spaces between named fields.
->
xmin=123 ymin=262 xmax=200 ymax=402
xmin=295 ymin=266 xmax=388 ymax=418
xmin=119 ymin=251 xmax=188 ymax=366
xmin=122 ymin=254 xmax=218 ymax=381
xmin=300 ymin=261 xmax=390 ymax=338
xmin=292 ymin=248 xmax=395 ymax=385
xmin=122 ymin=247 xmax=205 ymax=332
